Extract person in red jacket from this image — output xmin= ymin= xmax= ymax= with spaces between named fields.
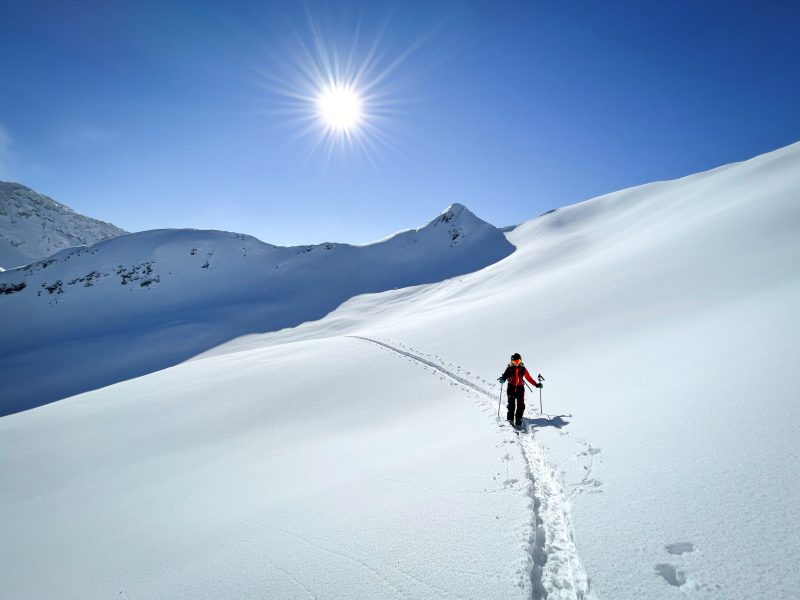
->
xmin=498 ymin=353 xmax=542 ymax=427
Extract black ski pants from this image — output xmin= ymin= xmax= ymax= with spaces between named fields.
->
xmin=506 ymin=385 xmax=525 ymax=421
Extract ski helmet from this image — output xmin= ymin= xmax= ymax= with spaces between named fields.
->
xmin=511 ymin=353 xmax=522 ymax=361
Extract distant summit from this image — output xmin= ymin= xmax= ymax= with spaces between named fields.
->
xmin=0 ymin=181 xmax=127 ymax=269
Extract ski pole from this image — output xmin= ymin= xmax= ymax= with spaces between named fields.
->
xmin=497 ymin=382 xmax=503 ymax=417
xmin=538 ymin=374 xmax=545 ymax=414
xmin=524 ymin=380 xmax=541 ymax=414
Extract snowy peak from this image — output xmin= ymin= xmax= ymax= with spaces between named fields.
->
xmin=0 ymin=181 xmax=127 ymax=269
xmin=436 ymin=202 xmax=470 ymax=222
xmin=423 ymin=202 xmax=483 ymax=236
xmin=371 ymin=202 xmax=506 ymax=255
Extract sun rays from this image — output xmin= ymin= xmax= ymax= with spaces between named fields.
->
xmin=259 ymin=10 xmax=422 ymax=164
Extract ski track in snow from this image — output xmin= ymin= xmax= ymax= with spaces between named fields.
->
xmin=350 ymin=336 xmax=594 ymax=600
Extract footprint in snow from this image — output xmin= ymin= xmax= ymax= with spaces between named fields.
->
xmin=578 ymin=446 xmax=602 ymax=457
xmin=656 ymin=543 xmax=712 ymax=592
xmin=654 ymin=563 xmax=686 ymax=587
xmin=666 ymin=542 xmax=695 ymax=555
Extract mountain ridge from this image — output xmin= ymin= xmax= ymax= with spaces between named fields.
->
xmin=0 ymin=202 xmax=514 ymax=414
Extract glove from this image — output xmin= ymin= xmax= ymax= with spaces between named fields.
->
xmin=536 ymin=382 xmax=544 ymax=389
xmin=497 ymin=376 xmax=506 ymax=383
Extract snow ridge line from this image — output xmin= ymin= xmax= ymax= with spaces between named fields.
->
xmin=349 ymin=336 xmax=593 ymax=600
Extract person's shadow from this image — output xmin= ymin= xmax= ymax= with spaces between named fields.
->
xmin=524 ymin=414 xmax=571 ymax=430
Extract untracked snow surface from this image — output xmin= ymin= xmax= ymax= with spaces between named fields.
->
xmin=2 ymin=142 xmax=800 ymax=599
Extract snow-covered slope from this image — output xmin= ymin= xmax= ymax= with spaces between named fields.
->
xmin=1 ymin=142 xmax=798 ymax=599
xmin=0 ymin=181 xmax=127 ymax=269
xmin=0 ymin=203 xmax=513 ymax=415
xmin=211 ymin=141 xmax=800 ymax=598
xmin=0 ymin=336 xmax=552 ymax=600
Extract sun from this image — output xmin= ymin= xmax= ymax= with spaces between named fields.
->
xmin=317 ymin=82 xmax=363 ymax=133
xmin=267 ymin=12 xmax=420 ymax=160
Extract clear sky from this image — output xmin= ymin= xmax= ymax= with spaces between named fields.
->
xmin=1 ymin=0 xmax=798 ymax=245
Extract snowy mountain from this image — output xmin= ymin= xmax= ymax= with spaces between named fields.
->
xmin=1 ymin=142 xmax=799 ymax=600
xmin=0 ymin=181 xmax=127 ymax=269
xmin=0 ymin=203 xmax=513 ymax=414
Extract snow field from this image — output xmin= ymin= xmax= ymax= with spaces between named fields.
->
xmin=203 ymin=142 xmax=800 ymax=598
xmin=2 ymin=142 xmax=799 ymax=599
xmin=1 ymin=336 xmax=542 ymax=599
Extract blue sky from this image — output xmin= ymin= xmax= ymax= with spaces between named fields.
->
xmin=1 ymin=0 xmax=798 ymax=245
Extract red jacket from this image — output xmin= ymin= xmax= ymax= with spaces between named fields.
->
xmin=502 ymin=362 xmax=537 ymax=387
